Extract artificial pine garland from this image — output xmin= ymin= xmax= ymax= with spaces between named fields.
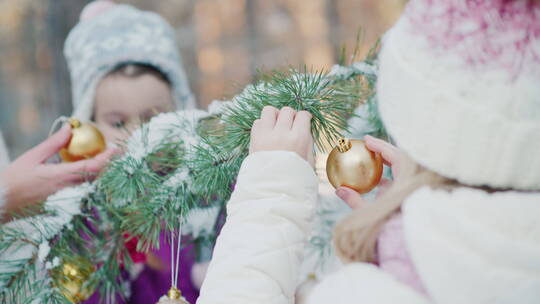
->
xmin=0 ymin=43 xmax=385 ymax=303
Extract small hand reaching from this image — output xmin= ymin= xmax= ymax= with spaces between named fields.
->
xmin=249 ymin=106 xmax=314 ymax=165
xmin=0 ymin=125 xmax=118 ymax=220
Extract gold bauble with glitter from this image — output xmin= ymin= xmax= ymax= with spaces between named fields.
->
xmin=326 ymin=138 xmax=383 ymax=194
xmin=155 ymin=286 xmax=189 ymax=304
xmin=59 ymin=118 xmax=106 ymax=162
xmin=52 ymin=257 xmax=96 ymax=303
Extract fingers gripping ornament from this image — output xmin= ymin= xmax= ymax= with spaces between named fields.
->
xmin=59 ymin=118 xmax=106 ymax=162
xmin=326 ymin=138 xmax=383 ymax=194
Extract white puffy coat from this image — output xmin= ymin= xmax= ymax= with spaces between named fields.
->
xmin=198 ymin=151 xmax=540 ymax=304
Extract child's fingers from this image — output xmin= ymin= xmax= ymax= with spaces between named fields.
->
xmin=306 ymin=135 xmax=315 ymax=167
xmin=54 ymin=147 xmax=119 ymax=183
xmin=294 ymin=111 xmax=314 ymax=163
xmin=20 ymin=125 xmax=71 ymax=165
xmin=292 ymin=110 xmax=312 ymax=134
xmin=375 ymin=178 xmax=392 ymax=198
xmin=364 ymin=135 xmax=399 ymax=167
xmin=259 ymin=106 xmax=278 ymax=129
xmin=251 ymin=119 xmax=261 ymax=134
xmin=335 ymin=186 xmax=367 ymax=210
xmin=275 ymin=107 xmax=296 ymax=131
xmin=249 ymin=119 xmax=262 ymax=154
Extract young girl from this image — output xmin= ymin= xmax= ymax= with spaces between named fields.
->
xmin=197 ymin=0 xmax=540 ymax=303
xmin=65 ymin=0 xmax=195 ymax=143
xmin=64 ymin=1 xmax=198 ymax=303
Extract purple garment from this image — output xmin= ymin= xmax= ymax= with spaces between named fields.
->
xmin=130 ymin=234 xmax=199 ymax=304
xmin=84 ymin=232 xmax=199 ymax=304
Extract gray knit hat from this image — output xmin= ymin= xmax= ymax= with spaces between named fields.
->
xmin=64 ymin=0 xmax=195 ymax=121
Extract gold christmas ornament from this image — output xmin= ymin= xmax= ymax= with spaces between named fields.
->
xmin=155 ymin=286 xmax=189 ymax=304
xmin=52 ymin=257 xmax=96 ymax=303
xmin=59 ymin=118 xmax=106 ymax=162
xmin=326 ymin=138 xmax=383 ymax=194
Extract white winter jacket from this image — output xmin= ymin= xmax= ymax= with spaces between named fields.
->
xmin=198 ymin=151 xmax=540 ymax=304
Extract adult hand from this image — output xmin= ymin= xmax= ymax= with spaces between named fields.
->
xmin=0 ymin=125 xmax=117 ymax=219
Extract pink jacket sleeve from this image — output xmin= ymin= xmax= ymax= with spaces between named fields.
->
xmin=377 ymin=212 xmax=428 ymax=296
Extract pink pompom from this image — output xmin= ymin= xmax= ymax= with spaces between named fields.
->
xmin=407 ymin=0 xmax=540 ymax=75
xmin=80 ymin=0 xmax=117 ymax=21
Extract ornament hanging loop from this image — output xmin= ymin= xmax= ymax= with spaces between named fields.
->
xmin=48 ymin=116 xmax=70 ymax=137
xmin=157 ymin=221 xmax=189 ymax=304
xmin=337 ymin=138 xmax=352 ymax=153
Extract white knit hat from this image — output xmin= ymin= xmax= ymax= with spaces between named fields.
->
xmin=64 ymin=0 xmax=195 ymax=121
xmin=377 ymin=0 xmax=540 ymax=190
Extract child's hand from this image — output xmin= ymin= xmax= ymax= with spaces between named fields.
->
xmin=249 ymin=106 xmax=313 ymax=163
xmin=335 ymin=135 xmax=406 ymax=209
xmin=0 ymin=125 xmax=118 ymax=220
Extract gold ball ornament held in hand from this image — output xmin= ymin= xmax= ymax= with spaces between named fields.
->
xmin=155 ymin=287 xmax=189 ymax=304
xmin=326 ymin=138 xmax=383 ymax=194
xmin=52 ymin=257 xmax=96 ymax=303
xmin=59 ymin=118 xmax=106 ymax=162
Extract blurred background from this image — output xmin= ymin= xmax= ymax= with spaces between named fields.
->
xmin=0 ymin=0 xmax=405 ymax=158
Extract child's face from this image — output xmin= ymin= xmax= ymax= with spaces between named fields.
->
xmin=93 ymin=74 xmax=174 ymax=144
